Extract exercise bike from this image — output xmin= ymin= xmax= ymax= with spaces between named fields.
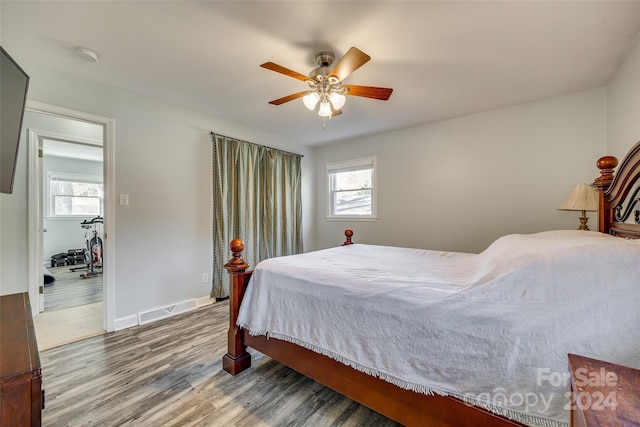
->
xmin=70 ymin=216 xmax=103 ymax=278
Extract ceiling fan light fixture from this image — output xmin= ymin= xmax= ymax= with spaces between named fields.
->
xmin=318 ymin=101 xmax=332 ymax=117
xmin=261 ymin=47 xmax=392 ymax=126
xmin=303 ymin=92 xmax=320 ymax=110
xmin=329 ymin=91 xmax=346 ymax=110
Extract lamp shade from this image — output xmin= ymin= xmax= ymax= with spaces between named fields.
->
xmin=329 ymin=91 xmax=346 ymax=110
xmin=303 ymin=92 xmax=320 ymax=110
xmin=558 ymin=184 xmax=598 ymax=211
xmin=318 ymin=101 xmax=332 ymax=117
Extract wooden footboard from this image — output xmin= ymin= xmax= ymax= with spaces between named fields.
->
xmin=223 ymin=231 xmax=355 ymax=375
xmin=221 ymin=231 xmax=526 ymax=427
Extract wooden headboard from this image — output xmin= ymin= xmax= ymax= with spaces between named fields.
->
xmin=594 ymin=140 xmax=640 ymax=238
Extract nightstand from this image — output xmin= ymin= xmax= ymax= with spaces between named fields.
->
xmin=568 ymin=353 xmax=640 ymax=427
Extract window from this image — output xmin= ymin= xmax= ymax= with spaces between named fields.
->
xmin=327 ymin=156 xmax=377 ymax=220
xmin=48 ymin=172 xmax=103 ymax=217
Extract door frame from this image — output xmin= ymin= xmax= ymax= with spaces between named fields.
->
xmin=26 ymin=100 xmax=116 ymax=332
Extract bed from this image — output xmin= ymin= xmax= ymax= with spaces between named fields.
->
xmin=222 ymin=141 xmax=640 ymax=427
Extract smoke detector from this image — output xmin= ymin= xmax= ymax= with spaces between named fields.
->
xmin=75 ymin=47 xmax=98 ymax=63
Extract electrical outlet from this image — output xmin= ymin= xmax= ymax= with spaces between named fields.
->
xmin=202 ymin=273 xmax=208 ymax=283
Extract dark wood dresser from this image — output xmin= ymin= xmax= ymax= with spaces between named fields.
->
xmin=569 ymin=353 xmax=640 ymax=427
xmin=0 ymin=293 xmax=43 ymax=426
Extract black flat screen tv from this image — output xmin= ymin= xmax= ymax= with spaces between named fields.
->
xmin=0 ymin=45 xmax=30 ymax=194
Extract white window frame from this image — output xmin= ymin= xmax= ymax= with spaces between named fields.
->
xmin=326 ymin=156 xmax=378 ymax=221
xmin=47 ymin=171 xmax=103 ymax=219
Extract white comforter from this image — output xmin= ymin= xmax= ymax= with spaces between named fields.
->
xmin=237 ymin=230 xmax=640 ymax=426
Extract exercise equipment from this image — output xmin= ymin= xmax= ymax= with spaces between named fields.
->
xmin=70 ymin=216 xmax=103 ymax=278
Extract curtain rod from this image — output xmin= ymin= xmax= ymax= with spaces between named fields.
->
xmin=210 ymin=132 xmax=303 ymax=158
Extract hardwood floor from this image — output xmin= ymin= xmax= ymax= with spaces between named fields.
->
xmin=44 ymin=265 xmax=103 ymax=311
xmin=40 ymin=302 xmax=401 ymax=427
xmin=34 ymin=302 xmax=104 ymax=351
xmin=35 ymin=264 xmax=104 ymax=350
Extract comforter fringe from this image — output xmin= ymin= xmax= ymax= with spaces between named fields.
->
xmin=239 ymin=325 xmax=567 ymax=427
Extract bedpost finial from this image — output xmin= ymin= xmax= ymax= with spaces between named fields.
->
xmin=225 ymin=238 xmax=249 ymax=272
xmin=230 ymin=239 xmax=244 ymax=253
xmin=342 ymin=229 xmax=354 ymax=246
xmin=594 ymin=155 xmax=618 ymax=189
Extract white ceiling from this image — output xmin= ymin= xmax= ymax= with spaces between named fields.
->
xmin=2 ymin=1 xmax=640 ymax=147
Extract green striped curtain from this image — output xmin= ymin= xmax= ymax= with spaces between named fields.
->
xmin=211 ymin=134 xmax=302 ymax=298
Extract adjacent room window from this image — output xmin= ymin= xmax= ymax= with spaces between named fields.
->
xmin=326 ymin=156 xmax=377 ymax=220
xmin=48 ymin=172 xmax=103 ymax=217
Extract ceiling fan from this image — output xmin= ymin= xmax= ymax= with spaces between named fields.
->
xmin=260 ymin=47 xmax=393 ymax=119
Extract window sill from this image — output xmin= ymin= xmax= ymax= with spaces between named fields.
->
xmin=46 ymin=215 xmax=100 ymax=220
xmin=325 ymin=216 xmax=378 ymax=222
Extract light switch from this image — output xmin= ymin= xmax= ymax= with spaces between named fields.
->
xmin=119 ymin=194 xmax=129 ymax=206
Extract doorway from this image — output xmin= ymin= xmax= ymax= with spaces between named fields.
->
xmin=26 ymin=102 xmax=115 ymax=349
xmin=39 ymin=137 xmax=104 ymax=349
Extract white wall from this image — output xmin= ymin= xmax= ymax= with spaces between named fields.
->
xmin=0 ymin=136 xmax=28 ymax=295
xmin=607 ymin=34 xmax=640 ymax=158
xmin=0 ymin=64 xmax=314 ymax=327
xmin=313 ymin=88 xmax=607 ymax=253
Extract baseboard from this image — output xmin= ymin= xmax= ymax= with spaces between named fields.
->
xmin=196 ymin=295 xmax=214 ymax=307
xmin=113 ymin=314 xmax=138 ymax=331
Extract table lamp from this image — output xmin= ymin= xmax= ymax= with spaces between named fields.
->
xmin=558 ymin=184 xmax=598 ymax=231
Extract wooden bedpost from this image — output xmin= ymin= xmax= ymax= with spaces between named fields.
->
xmin=342 ymin=229 xmax=354 ymax=246
xmin=222 ymin=239 xmax=252 ymax=375
xmin=594 ymin=155 xmax=618 ymax=233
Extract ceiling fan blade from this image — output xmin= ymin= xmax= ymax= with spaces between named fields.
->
xmin=268 ymin=91 xmax=307 ymax=105
xmin=328 ymin=47 xmax=371 ymax=82
xmin=344 ymin=85 xmax=393 ymax=101
xmin=260 ymin=62 xmax=309 ymax=82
